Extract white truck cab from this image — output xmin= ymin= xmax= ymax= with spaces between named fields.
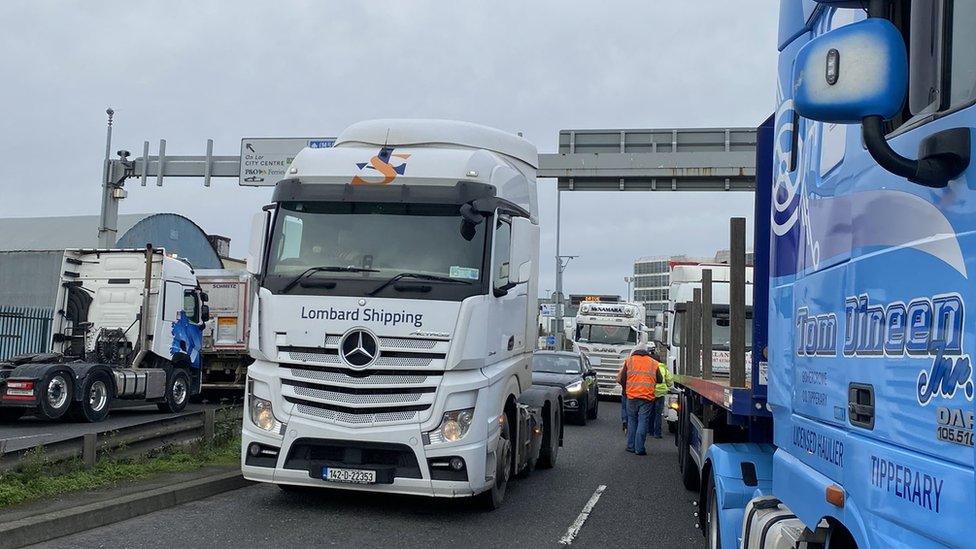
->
xmin=241 ymin=119 xmax=562 ymax=508
xmin=571 ymin=301 xmax=646 ymax=396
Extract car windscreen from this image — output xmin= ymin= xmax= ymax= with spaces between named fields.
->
xmin=532 ymin=354 xmax=582 ymax=374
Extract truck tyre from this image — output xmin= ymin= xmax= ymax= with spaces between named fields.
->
xmin=479 ymin=415 xmax=511 ymax=510
xmin=38 ymin=370 xmax=73 ymax=420
xmin=69 ymin=372 xmax=113 ymax=423
xmin=704 ymin=474 xmax=720 ymax=549
xmin=586 ymin=394 xmax=599 ymax=420
xmin=0 ymin=408 xmax=25 ymax=423
xmin=157 ymin=369 xmax=190 ymax=413
xmin=538 ymin=403 xmax=560 ymax=469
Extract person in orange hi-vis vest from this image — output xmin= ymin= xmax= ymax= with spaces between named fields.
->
xmin=616 ymin=345 xmax=661 ymax=455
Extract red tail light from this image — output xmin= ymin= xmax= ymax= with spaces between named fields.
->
xmin=4 ymin=380 xmax=36 ymax=400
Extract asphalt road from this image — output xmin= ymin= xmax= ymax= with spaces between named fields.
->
xmin=0 ymin=403 xmax=222 ymax=452
xmin=33 ymin=401 xmax=703 ymax=549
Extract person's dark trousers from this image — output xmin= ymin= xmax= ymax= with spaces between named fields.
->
xmin=625 ymin=397 xmax=653 ymax=454
xmin=651 ymin=395 xmax=665 ymax=438
xmin=620 ymin=393 xmax=628 ymax=428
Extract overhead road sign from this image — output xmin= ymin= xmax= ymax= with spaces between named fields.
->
xmin=240 ymin=138 xmax=335 ymax=186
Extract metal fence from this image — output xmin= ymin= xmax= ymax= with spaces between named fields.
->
xmin=0 ymin=306 xmax=53 ymax=361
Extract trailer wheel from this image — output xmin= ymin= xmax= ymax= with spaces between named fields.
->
xmin=0 ymin=408 xmax=25 ymax=423
xmin=69 ymin=372 xmax=113 ymax=423
xmin=537 ymin=403 xmax=560 ymax=469
xmin=38 ymin=371 xmax=73 ymax=420
xmin=157 ymin=369 xmax=190 ymax=413
xmin=704 ymin=474 xmax=721 ymax=549
xmin=479 ymin=414 xmax=511 ymax=510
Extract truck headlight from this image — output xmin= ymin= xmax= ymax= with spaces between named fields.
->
xmin=566 ymin=380 xmax=584 ymax=393
xmin=248 ymin=380 xmax=283 ymax=433
xmin=425 ymin=408 xmax=475 ymax=444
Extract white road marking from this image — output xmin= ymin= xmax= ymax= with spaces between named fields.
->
xmin=558 ymin=484 xmax=607 ymax=545
xmin=0 ymin=433 xmax=51 ymax=442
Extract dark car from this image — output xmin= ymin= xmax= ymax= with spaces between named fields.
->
xmin=531 ymin=350 xmax=599 ymax=425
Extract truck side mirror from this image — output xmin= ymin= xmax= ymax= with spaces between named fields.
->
xmin=793 ymin=16 xmax=970 ymax=187
xmin=247 ymin=210 xmax=270 ymax=275
xmin=201 ymin=304 xmax=211 ymax=323
xmin=508 ymin=216 xmax=536 ymax=285
xmin=793 ymin=18 xmax=906 ymax=124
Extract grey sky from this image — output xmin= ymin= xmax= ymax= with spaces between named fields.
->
xmin=0 ymin=1 xmax=777 ymax=299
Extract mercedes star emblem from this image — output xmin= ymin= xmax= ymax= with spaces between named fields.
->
xmin=340 ymin=329 xmax=379 ymax=368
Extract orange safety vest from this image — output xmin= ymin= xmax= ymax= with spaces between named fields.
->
xmin=624 ymin=353 xmax=659 ymax=401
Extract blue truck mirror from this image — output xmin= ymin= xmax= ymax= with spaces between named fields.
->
xmin=792 ymin=18 xmax=907 ymax=123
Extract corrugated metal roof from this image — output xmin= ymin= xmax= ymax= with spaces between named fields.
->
xmin=0 ymin=214 xmax=151 ymax=251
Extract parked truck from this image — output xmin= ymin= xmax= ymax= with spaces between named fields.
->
xmin=239 ymin=119 xmax=563 ymax=509
xmin=680 ymin=2 xmax=976 ymax=547
xmin=197 ymin=269 xmax=252 ymax=393
xmin=0 ymin=246 xmax=206 ymax=422
xmin=572 ymin=301 xmax=647 ymax=396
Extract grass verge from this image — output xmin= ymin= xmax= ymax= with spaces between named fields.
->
xmin=0 ymin=419 xmax=241 ymax=510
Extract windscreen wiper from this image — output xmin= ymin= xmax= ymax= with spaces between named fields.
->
xmin=367 ymin=272 xmax=471 ymax=296
xmin=281 ymin=266 xmax=379 ymax=294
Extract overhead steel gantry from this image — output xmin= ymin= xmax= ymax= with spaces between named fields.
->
xmin=538 ymin=127 xmax=757 ymax=191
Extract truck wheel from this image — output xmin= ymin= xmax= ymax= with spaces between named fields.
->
xmin=704 ymin=474 xmax=720 ymax=549
xmin=538 ymin=403 xmax=560 ymax=469
xmin=39 ymin=371 xmax=73 ymax=420
xmin=479 ymin=415 xmax=511 ymax=510
xmin=586 ymin=394 xmax=599 ymax=420
xmin=0 ymin=408 xmax=25 ymax=423
xmin=157 ymin=369 xmax=190 ymax=413
xmin=69 ymin=372 xmax=113 ymax=422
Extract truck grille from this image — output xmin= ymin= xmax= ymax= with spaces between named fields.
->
xmin=586 ymin=352 xmax=625 ymax=396
xmin=276 ymin=335 xmax=446 ymax=426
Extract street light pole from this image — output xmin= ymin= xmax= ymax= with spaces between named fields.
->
xmin=623 ymin=276 xmax=634 ymax=302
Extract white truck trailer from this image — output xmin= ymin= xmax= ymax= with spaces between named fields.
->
xmin=0 ymin=246 xmax=206 ymax=422
xmin=571 ymin=301 xmax=646 ymax=396
xmin=240 ymin=119 xmax=563 ymax=509
xmin=197 ymin=269 xmax=253 ymax=392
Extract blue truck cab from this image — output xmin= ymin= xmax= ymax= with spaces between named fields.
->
xmin=679 ymin=2 xmax=976 ymax=547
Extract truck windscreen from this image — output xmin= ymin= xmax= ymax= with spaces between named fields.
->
xmin=262 ymin=201 xmax=489 ymax=300
xmin=575 ymin=324 xmax=636 ymax=345
xmin=671 ymin=311 xmax=753 ymax=350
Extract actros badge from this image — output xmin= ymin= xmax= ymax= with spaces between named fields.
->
xmin=340 ymin=329 xmax=379 ymax=368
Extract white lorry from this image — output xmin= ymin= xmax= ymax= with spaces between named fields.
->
xmin=0 ymin=246 xmax=206 ymax=422
xmin=197 ymin=269 xmax=253 ymax=392
xmin=658 ymin=264 xmax=753 ymax=431
xmin=571 ymin=301 xmax=646 ymax=396
xmin=240 ymin=119 xmax=563 ymax=509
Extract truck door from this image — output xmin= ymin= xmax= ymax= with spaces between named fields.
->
xmin=487 ymin=213 xmax=527 ymax=362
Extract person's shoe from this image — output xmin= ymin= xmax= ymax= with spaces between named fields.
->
xmin=626 ymin=447 xmax=635 ymax=453
xmin=654 ymin=435 xmax=663 ymax=439
xmin=636 ymin=451 xmax=647 ymax=456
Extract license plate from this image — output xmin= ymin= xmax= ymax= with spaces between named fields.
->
xmin=322 ymin=467 xmax=377 ymax=484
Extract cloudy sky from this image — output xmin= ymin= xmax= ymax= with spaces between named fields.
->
xmin=0 ymin=1 xmax=777 ymax=299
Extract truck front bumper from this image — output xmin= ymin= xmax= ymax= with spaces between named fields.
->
xmin=242 ymin=414 xmax=493 ymax=497
xmin=241 ymin=359 xmax=500 ymax=498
